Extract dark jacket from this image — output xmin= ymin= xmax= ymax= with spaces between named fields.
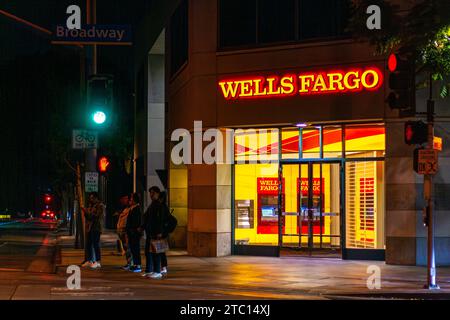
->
xmin=85 ymin=201 xmax=105 ymax=233
xmin=125 ymin=204 xmax=142 ymax=234
xmin=142 ymin=201 xmax=169 ymax=239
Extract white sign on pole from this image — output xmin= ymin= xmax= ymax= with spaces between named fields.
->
xmin=72 ymin=130 xmax=98 ymax=149
xmin=85 ymin=172 xmax=99 ymax=192
xmin=418 ymin=149 xmax=438 ymax=175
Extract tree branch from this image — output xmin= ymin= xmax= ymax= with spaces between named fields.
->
xmin=64 ymin=156 xmax=77 ymax=173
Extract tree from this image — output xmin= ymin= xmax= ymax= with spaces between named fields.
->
xmin=349 ymin=0 xmax=450 ymax=96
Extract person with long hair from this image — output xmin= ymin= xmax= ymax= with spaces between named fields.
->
xmin=116 ymin=194 xmax=133 ymax=269
xmin=125 ymin=193 xmax=142 ymax=272
xmin=81 ymin=192 xmax=105 ymax=269
xmin=141 ymin=186 xmax=168 ymax=279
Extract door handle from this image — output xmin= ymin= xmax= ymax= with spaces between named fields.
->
xmin=322 ymin=212 xmax=339 ymax=216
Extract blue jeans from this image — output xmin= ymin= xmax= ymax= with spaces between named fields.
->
xmin=144 ymin=237 xmax=163 ymax=273
xmin=127 ymin=232 xmax=142 ymax=266
xmin=85 ymin=230 xmax=101 ymax=262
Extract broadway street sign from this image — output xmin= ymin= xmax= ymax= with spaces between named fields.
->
xmin=52 ymin=24 xmax=132 ymax=46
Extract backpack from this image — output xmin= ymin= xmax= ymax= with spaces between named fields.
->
xmin=163 ymin=208 xmax=178 ymax=234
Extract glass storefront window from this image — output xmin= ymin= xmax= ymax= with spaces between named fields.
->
xmin=281 ymin=127 xmax=300 ymax=160
xmin=323 ymin=126 xmax=343 ymax=158
xmin=344 ymin=124 xmax=385 ymax=158
xmin=234 ymin=128 xmax=279 ymax=163
xmin=301 ymin=128 xmax=320 ymax=158
xmin=234 ymin=163 xmax=279 ymax=246
xmin=233 ymin=123 xmax=386 ymax=253
xmin=345 ymin=160 xmax=385 ymax=249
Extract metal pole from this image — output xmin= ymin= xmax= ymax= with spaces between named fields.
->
xmin=425 ymin=73 xmax=439 ymax=289
xmin=83 ymin=0 xmax=99 ymax=245
xmin=92 ymin=0 xmax=97 ymax=75
xmin=307 ymin=163 xmax=313 ymax=253
xmin=85 ymin=0 xmax=98 ymax=177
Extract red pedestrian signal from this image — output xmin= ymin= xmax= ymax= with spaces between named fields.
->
xmin=387 ymin=51 xmax=415 ymax=111
xmin=405 ymin=121 xmax=428 ymax=145
xmin=388 ymin=53 xmax=397 ymax=72
xmin=99 ymin=156 xmax=110 ymax=172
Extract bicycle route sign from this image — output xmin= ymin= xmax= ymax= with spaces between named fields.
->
xmin=72 ymin=129 xmax=98 ymax=149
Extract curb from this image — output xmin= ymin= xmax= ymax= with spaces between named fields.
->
xmin=52 ymin=245 xmax=61 ymax=273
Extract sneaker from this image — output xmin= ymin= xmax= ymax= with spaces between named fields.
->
xmin=142 ymin=272 xmax=154 ymax=277
xmin=81 ymin=261 xmax=92 ymax=268
xmin=161 ymin=267 xmax=167 ymax=275
xmin=121 ymin=264 xmax=131 ymax=271
xmin=129 ymin=265 xmax=142 ymax=273
xmin=90 ymin=261 xmax=101 ymax=269
xmin=150 ymin=272 xmax=163 ymax=279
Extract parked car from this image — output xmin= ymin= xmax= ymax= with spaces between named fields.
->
xmin=40 ymin=210 xmax=57 ymax=221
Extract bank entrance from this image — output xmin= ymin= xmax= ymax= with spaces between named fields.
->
xmin=279 ymin=161 xmax=342 ymax=257
xmin=232 ymin=123 xmax=386 ymax=260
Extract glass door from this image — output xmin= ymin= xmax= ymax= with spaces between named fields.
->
xmin=279 ymin=162 xmax=342 ymax=253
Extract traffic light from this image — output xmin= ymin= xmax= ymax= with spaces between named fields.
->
xmin=98 ymin=156 xmax=110 ymax=173
xmin=387 ymin=52 xmax=415 ymax=111
xmin=87 ymin=75 xmax=114 ymax=127
xmin=43 ymin=193 xmax=53 ymax=210
xmin=44 ymin=194 xmax=53 ymax=204
xmin=405 ymin=121 xmax=428 ymax=145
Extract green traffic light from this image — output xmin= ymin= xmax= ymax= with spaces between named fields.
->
xmin=92 ymin=111 xmax=106 ymax=124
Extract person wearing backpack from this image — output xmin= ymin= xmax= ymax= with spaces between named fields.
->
xmin=141 ymin=186 xmax=177 ymax=279
xmin=141 ymin=186 xmax=165 ymax=279
xmin=158 ymin=191 xmax=177 ymax=277
xmin=125 ymin=193 xmax=143 ymax=273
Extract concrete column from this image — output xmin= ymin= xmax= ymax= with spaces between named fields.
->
xmin=146 ymin=52 xmax=165 ymax=208
xmin=416 ymin=122 xmax=450 ymax=266
xmin=169 ymin=161 xmax=188 ymax=248
xmin=385 ymin=121 xmax=418 ymax=265
xmin=187 ymin=129 xmax=232 ymax=257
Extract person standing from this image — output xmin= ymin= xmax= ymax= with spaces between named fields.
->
xmin=116 ymin=195 xmax=133 ymax=269
xmin=141 ymin=186 xmax=169 ymax=279
xmin=81 ymin=192 xmax=105 ymax=269
xmin=158 ymin=191 xmax=173 ymax=276
xmin=141 ymin=186 xmax=160 ymax=277
xmin=126 ymin=193 xmax=142 ymax=272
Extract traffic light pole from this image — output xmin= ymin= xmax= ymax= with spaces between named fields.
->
xmin=424 ymin=73 xmax=439 ymax=290
xmin=81 ymin=0 xmax=99 ymax=249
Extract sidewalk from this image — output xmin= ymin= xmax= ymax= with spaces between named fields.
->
xmin=54 ymin=229 xmax=450 ymax=300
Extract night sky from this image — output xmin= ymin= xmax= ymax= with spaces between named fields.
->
xmin=0 ymin=1 xmax=149 ymax=213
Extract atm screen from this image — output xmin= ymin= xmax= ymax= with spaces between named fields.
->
xmin=261 ymin=206 xmax=277 ymax=218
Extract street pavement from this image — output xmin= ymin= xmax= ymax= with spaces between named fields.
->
xmin=1 ymin=223 xmax=450 ymax=300
xmin=0 ymin=219 xmax=57 ymax=273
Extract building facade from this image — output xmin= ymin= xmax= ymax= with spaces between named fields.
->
xmin=156 ymin=0 xmax=450 ymax=265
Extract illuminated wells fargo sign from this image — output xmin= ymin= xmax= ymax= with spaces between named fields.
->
xmin=218 ymin=67 xmax=383 ymax=100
